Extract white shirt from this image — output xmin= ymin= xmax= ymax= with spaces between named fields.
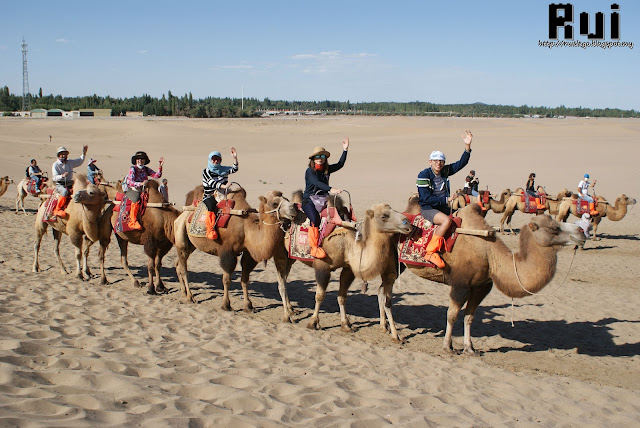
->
xmin=578 ymin=179 xmax=590 ymax=196
xmin=52 ymin=154 xmax=85 ymax=186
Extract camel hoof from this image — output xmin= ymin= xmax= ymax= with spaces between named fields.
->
xmin=282 ymin=316 xmax=294 ymax=324
xmin=243 ymin=306 xmax=256 ymax=314
xmin=155 ymin=284 xmax=168 ymax=294
xmin=441 ymin=347 xmax=456 ymax=355
xmin=462 ymin=347 xmax=478 ymax=356
xmin=146 ymin=287 xmax=157 ymax=295
xmin=100 ymin=279 xmax=110 ymax=286
xmin=340 ymin=324 xmax=355 ymax=333
xmin=306 ymin=320 xmax=321 ymax=330
xmin=392 ymin=336 xmax=405 ymax=345
xmin=133 ymin=280 xmax=142 ymax=288
xmin=221 ymin=303 xmax=232 ymax=312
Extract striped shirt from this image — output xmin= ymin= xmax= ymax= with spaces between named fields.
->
xmin=202 ymin=164 xmax=239 ymax=201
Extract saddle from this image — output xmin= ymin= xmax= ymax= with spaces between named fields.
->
xmin=521 ymin=192 xmax=546 ymax=213
xmin=398 ymin=214 xmax=462 ymax=267
xmin=113 ymin=192 xmax=149 ymax=233
xmin=42 ymin=189 xmax=61 ymax=223
xmin=186 ymin=199 xmax=237 ymax=237
xmin=464 ymin=191 xmax=490 ymax=206
xmin=27 ymin=178 xmax=48 ymax=196
xmin=572 ymin=197 xmax=597 ymax=215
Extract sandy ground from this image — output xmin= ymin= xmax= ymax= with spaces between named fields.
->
xmin=0 ymin=116 xmax=639 ymax=426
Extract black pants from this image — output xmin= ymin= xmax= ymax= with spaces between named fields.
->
xmin=302 ymin=199 xmax=321 ymax=227
xmin=126 ymin=189 xmax=141 ymax=203
xmin=203 ymin=197 xmax=217 ymax=212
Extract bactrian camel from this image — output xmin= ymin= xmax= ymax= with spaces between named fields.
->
xmin=402 ymin=200 xmax=586 ymax=355
xmin=16 ymin=175 xmax=50 ymax=215
xmin=0 ymin=176 xmax=13 ymax=199
xmin=274 ymin=194 xmax=413 ymax=342
xmin=451 ymin=189 xmax=512 ymax=214
xmin=33 ymin=174 xmax=108 ymax=281
xmin=107 ymin=180 xmax=181 ymax=295
xmin=499 ymin=188 xmax=569 ymax=235
xmin=557 ymin=193 xmax=636 ymax=239
xmin=175 ymin=187 xmax=299 ymax=320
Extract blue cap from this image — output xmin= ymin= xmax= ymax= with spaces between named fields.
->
xmin=584 ymin=173 xmax=589 ymax=178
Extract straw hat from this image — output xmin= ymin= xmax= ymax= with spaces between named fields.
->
xmin=309 ymin=146 xmax=331 ymax=159
xmin=131 ymin=151 xmax=150 ymax=165
xmin=56 ymin=146 xmax=69 ymax=156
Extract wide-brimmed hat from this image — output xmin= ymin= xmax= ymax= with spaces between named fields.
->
xmin=56 ymin=146 xmax=69 ymax=156
xmin=131 ymin=151 xmax=150 ymax=165
xmin=309 ymin=146 xmax=330 ymax=159
xmin=88 ymin=158 xmax=97 ymax=164
xmin=429 ymin=150 xmax=446 ymax=161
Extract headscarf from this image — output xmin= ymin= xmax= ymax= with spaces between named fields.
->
xmin=207 ymin=151 xmax=233 ymax=175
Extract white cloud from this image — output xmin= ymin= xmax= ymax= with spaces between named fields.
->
xmin=212 ymin=65 xmax=254 ymax=70
xmin=55 ymin=38 xmax=71 ymax=43
xmin=136 ymin=49 xmax=149 ymax=55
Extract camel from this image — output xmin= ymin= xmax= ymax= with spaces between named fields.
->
xmin=451 ymin=189 xmax=512 ymax=214
xmin=0 ymin=176 xmax=13 ymax=198
xmin=273 ymin=192 xmax=413 ymax=342
xmin=107 ymin=180 xmax=181 ymax=295
xmin=174 ymin=186 xmax=299 ymax=319
xmin=556 ymin=194 xmax=636 ymax=239
xmin=16 ymin=175 xmax=51 ymax=215
xmin=498 ymin=187 xmax=567 ymax=234
xmin=33 ymin=174 xmax=108 ymax=281
xmin=402 ymin=199 xmax=586 ymax=355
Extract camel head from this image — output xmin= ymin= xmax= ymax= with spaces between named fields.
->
xmin=1 ymin=176 xmax=14 ymax=185
xmin=364 ymin=204 xmax=413 ymax=235
xmin=259 ymin=190 xmax=298 ymax=221
xmin=404 ymin=192 xmax=421 ymax=215
xmin=617 ymin=194 xmax=637 ymax=207
xmin=526 ymin=215 xmax=585 ymax=247
xmin=73 ymin=183 xmax=106 ymax=206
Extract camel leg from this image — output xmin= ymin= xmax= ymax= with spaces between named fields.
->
xmin=146 ymin=254 xmax=157 ymax=295
xmin=307 ymin=262 xmax=331 ymax=330
xmin=379 ymin=270 xmax=403 ymax=344
xmin=116 ymin=235 xmax=141 ymax=288
xmin=498 ymin=211 xmax=508 ymax=235
xmin=462 ymin=282 xmax=493 ymax=356
xmin=33 ymin=222 xmax=47 ymax=273
xmin=51 ymin=229 xmax=69 ymax=275
xmin=220 ymin=252 xmax=238 ymax=311
xmin=82 ymin=236 xmax=92 ymax=279
xmin=273 ymin=247 xmax=296 ymax=323
xmin=592 ymin=216 xmax=601 ymax=240
xmin=69 ymin=234 xmax=86 ymax=281
xmin=240 ymin=252 xmax=258 ymax=313
xmin=337 ymin=268 xmax=356 ymax=333
xmin=16 ymin=190 xmax=27 ymax=215
xmin=98 ymin=238 xmax=110 ymax=285
xmin=443 ymin=286 xmax=470 ymax=354
xmin=175 ymin=246 xmax=195 ymax=303
xmin=154 ymin=243 xmax=172 ymax=294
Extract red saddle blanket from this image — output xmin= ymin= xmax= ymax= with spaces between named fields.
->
xmin=464 ymin=191 xmax=490 ymax=205
xmin=572 ymin=198 xmax=593 ymax=215
xmin=42 ymin=191 xmax=61 ymax=223
xmin=113 ymin=192 xmax=148 ymax=233
xmin=26 ymin=179 xmax=48 ymax=196
xmin=288 ymin=217 xmax=337 ymax=262
xmin=521 ymin=193 xmax=546 ymax=214
xmin=398 ymin=215 xmax=462 ymax=267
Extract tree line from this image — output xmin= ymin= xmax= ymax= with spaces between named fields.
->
xmin=1 ymin=86 xmax=638 ymax=118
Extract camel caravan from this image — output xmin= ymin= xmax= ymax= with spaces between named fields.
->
xmin=7 ymin=134 xmax=634 ymax=354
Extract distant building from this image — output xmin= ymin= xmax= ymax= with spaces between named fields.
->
xmin=78 ymin=108 xmax=111 ymax=117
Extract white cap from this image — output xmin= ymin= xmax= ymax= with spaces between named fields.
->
xmin=429 ymin=150 xmax=446 ymax=161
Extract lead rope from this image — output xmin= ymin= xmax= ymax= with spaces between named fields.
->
xmin=510 ymin=246 xmax=578 ymax=326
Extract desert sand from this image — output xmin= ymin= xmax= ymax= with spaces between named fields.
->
xmin=0 ymin=116 xmax=638 ymax=426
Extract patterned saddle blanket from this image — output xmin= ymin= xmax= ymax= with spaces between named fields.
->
xmin=42 ymin=189 xmax=61 ymax=223
xmin=464 ymin=190 xmax=490 ymax=205
xmin=573 ymin=198 xmax=595 ymax=215
xmin=187 ymin=199 xmax=236 ymax=237
xmin=521 ymin=192 xmax=546 ymax=213
xmin=113 ymin=192 xmax=148 ymax=233
xmin=27 ymin=178 xmax=48 ymax=196
xmin=398 ymin=214 xmax=462 ymax=267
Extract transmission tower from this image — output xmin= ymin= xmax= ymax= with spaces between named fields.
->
xmin=22 ymin=38 xmax=31 ymax=112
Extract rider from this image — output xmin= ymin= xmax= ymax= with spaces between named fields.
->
xmin=202 ymin=148 xmax=238 ymax=240
xmin=416 ymin=130 xmax=472 ymax=268
xmin=52 ymin=146 xmax=88 ymax=218
xmin=302 ymin=138 xmax=349 ymax=259
xmin=123 ymin=151 xmax=164 ymax=230
xmin=28 ymin=159 xmax=44 ymax=193
xmin=577 ymin=173 xmax=598 ymax=215
xmin=158 ymin=178 xmax=169 ymax=202
xmin=462 ymin=169 xmax=484 ymax=210
xmin=87 ymin=158 xmax=102 ymax=185
xmin=525 ymin=172 xmax=545 ymax=210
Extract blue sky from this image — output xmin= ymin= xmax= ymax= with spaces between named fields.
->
xmin=1 ymin=0 xmax=638 ymax=109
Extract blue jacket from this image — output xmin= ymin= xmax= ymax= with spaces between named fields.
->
xmin=303 ymin=150 xmax=348 ymax=201
xmin=416 ymin=149 xmax=471 ymax=210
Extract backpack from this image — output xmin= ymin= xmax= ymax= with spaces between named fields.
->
xmin=25 ymin=167 xmax=30 ymax=178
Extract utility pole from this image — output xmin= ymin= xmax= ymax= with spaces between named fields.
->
xmin=22 ymin=38 xmax=31 ymax=111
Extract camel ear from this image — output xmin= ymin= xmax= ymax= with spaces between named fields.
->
xmin=258 ymin=196 xmax=266 ymax=204
xmin=366 ymin=209 xmax=374 ymax=218
xmin=528 ymin=223 xmax=539 ymax=231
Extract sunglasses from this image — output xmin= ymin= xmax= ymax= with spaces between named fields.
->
xmin=211 ymin=157 xmax=221 ymax=162
xmin=314 ymin=154 xmax=326 ymax=159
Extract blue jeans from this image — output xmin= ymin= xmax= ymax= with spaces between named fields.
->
xmin=302 ymin=199 xmax=321 ymax=227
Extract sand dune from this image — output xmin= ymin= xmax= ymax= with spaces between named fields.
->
xmin=0 ymin=116 xmax=639 ymax=426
